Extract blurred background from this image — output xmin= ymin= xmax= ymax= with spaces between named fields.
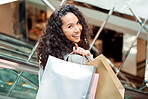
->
xmin=0 ymin=0 xmax=148 ymax=98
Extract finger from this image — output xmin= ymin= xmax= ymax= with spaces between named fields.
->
xmin=76 ymin=47 xmax=80 ymax=54
xmin=75 ymin=43 xmax=78 ymax=50
xmin=73 ymin=46 xmax=77 ymax=53
xmin=78 ymin=47 xmax=84 ymax=55
xmin=85 ymin=50 xmax=91 ymax=56
xmin=82 ymin=51 xmax=85 ymax=56
xmin=73 ymin=47 xmax=81 ymax=54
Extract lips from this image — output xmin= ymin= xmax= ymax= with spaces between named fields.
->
xmin=72 ymin=34 xmax=80 ymax=38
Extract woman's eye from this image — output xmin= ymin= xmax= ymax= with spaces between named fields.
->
xmin=77 ymin=22 xmax=80 ymax=25
xmin=68 ymin=26 xmax=72 ymax=28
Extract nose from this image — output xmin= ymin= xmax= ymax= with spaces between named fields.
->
xmin=74 ymin=26 xmax=80 ymax=33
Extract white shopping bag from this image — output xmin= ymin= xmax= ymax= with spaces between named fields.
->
xmin=36 ymin=55 xmax=95 ymax=99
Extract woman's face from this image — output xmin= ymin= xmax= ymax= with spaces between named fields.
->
xmin=61 ymin=12 xmax=83 ymax=43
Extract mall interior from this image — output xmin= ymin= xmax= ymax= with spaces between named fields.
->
xmin=0 ymin=0 xmax=148 ymax=99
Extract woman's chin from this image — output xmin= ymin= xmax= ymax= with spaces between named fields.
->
xmin=73 ymin=40 xmax=80 ymax=43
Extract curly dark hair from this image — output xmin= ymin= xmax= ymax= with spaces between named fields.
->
xmin=37 ymin=4 xmax=91 ymax=70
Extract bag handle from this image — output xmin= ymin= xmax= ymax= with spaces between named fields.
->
xmin=65 ymin=52 xmax=74 ymax=61
xmin=85 ymin=54 xmax=93 ymax=62
xmin=70 ymin=53 xmax=93 ymax=64
xmin=65 ymin=43 xmax=93 ymax=63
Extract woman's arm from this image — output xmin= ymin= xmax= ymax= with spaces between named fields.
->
xmin=73 ymin=43 xmax=91 ymax=56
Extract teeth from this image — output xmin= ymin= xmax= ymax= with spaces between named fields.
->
xmin=74 ymin=34 xmax=80 ymax=37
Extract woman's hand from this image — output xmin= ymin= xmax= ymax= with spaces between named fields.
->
xmin=73 ymin=44 xmax=91 ymax=56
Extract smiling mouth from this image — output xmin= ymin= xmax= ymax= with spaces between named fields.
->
xmin=73 ymin=34 xmax=80 ymax=38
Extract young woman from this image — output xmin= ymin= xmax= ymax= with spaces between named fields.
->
xmin=37 ymin=4 xmax=92 ymax=77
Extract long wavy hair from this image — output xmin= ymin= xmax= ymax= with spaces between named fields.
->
xmin=37 ymin=4 xmax=91 ymax=70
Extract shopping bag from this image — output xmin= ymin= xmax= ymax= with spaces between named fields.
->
xmin=89 ymin=73 xmax=99 ymax=99
xmin=86 ymin=54 xmax=125 ymax=99
xmin=36 ymin=55 xmax=95 ymax=99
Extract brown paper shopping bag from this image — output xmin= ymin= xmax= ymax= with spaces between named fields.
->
xmin=86 ymin=54 xmax=125 ymax=99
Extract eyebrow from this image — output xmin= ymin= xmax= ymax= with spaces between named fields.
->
xmin=66 ymin=20 xmax=79 ymax=26
xmin=67 ymin=23 xmax=73 ymax=26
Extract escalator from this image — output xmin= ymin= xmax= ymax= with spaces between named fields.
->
xmin=0 ymin=32 xmax=39 ymax=99
xmin=0 ymin=0 xmax=148 ymax=99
